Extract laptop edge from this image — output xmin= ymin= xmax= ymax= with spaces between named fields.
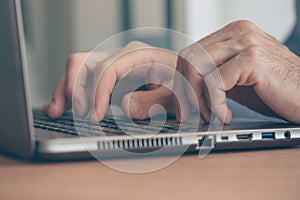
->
xmin=0 ymin=0 xmax=35 ymax=158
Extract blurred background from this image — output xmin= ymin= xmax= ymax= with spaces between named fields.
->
xmin=21 ymin=0 xmax=296 ymax=107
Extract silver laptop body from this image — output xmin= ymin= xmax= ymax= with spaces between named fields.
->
xmin=1 ymin=0 xmax=300 ymax=160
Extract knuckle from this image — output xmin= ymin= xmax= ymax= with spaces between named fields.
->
xmin=244 ymin=46 xmax=263 ymax=59
xmin=178 ymin=48 xmax=197 ymax=70
xmin=66 ymin=53 xmax=81 ymax=63
xmin=176 ymin=54 xmax=188 ymax=71
xmin=239 ymin=33 xmax=259 ymax=46
xmin=229 ymin=20 xmax=257 ymax=32
xmin=126 ymin=40 xmax=149 ymax=48
xmin=178 ymin=49 xmax=188 ymax=62
xmin=179 ymin=43 xmax=201 ymax=61
xmin=66 ymin=52 xmax=87 ymax=70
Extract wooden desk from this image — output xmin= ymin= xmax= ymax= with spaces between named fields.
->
xmin=1 ymin=148 xmax=300 ymax=200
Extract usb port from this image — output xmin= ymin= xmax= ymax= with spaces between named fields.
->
xmin=236 ymin=133 xmax=253 ymax=140
xmin=261 ymin=132 xmax=275 ymax=139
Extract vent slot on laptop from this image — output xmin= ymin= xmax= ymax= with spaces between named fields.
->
xmin=97 ymin=136 xmax=183 ymax=151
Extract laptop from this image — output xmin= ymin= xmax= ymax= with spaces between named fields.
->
xmin=1 ymin=0 xmax=300 ymax=161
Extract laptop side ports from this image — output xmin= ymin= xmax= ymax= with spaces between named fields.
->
xmin=236 ymin=133 xmax=253 ymax=141
xmin=261 ymin=132 xmax=276 ymax=139
xmin=196 ymin=135 xmax=216 ymax=150
xmin=221 ymin=136 xmax=229 ymax=141
xmin=284 ymin=131 xmax=291 ymax=139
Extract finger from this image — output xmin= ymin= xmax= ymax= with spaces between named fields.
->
xmin=204 ymin=33 xmax=280 ymax=67
xmin=176 ymin=40 xmax=235 ymax=122
xmin=67 ymin=63 xmax=89 ymax=117
xmin=122 ymin=86 xmax=175 ymax=120
xmin=177 ymin=43 xmax=215 ymax=122
xmin=64 ymin=54 xmax=86 ymax=104
xmin=183 ymin=62 xmax=211 ymax=122
xmin=173 ymin=56 xmax=193 ymax=121
xmin=203 ymin=70 xmax=231 ymax=124
xmin=43 ymin=75 xmax=67 ymax=118
xmin=203 ymin=51 xmax=257 ymax=124
xmin=64 ymin=53 xmax=90 ymax=117
xmin=65 ymin=50 xmax=121 ymax=118
xmin=114 ymin=48 xmax=177 ymax=79
xmin=183 ymin=26 xmax=278 ymax=77
xmin=91 ymin=62 xmax=155 ymax=122
xmin=92 ymin=48 xmax=177 ymax=122
xmin=91 ymin=67 xmax=116 ymax=122
xmin=72 ymin=67 xmax=90 ymax=117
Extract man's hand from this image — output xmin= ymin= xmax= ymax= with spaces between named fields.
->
xmin=43 ymin=41 xmax=177 ymax=121
xmin=175 ymin=20 xmax=300 ymax=124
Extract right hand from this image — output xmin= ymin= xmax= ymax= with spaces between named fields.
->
xmin=174 ymin=20 xmax=300 ymax=124
xmin=43 ymin=41 xmax=178 ymax=121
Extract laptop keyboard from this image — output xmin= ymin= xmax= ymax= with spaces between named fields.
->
xmin=33 ymin=111 xmax=194 ymax=138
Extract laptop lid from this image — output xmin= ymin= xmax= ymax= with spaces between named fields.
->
xmin=0 ymin=0 xmax=35 ymax=158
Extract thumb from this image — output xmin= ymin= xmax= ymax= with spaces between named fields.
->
xmin=121 ymin=86 xmax=175 ymax=120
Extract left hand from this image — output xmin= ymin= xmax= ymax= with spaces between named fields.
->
xmin=43 ymin=41 xmax=178 ymax=121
